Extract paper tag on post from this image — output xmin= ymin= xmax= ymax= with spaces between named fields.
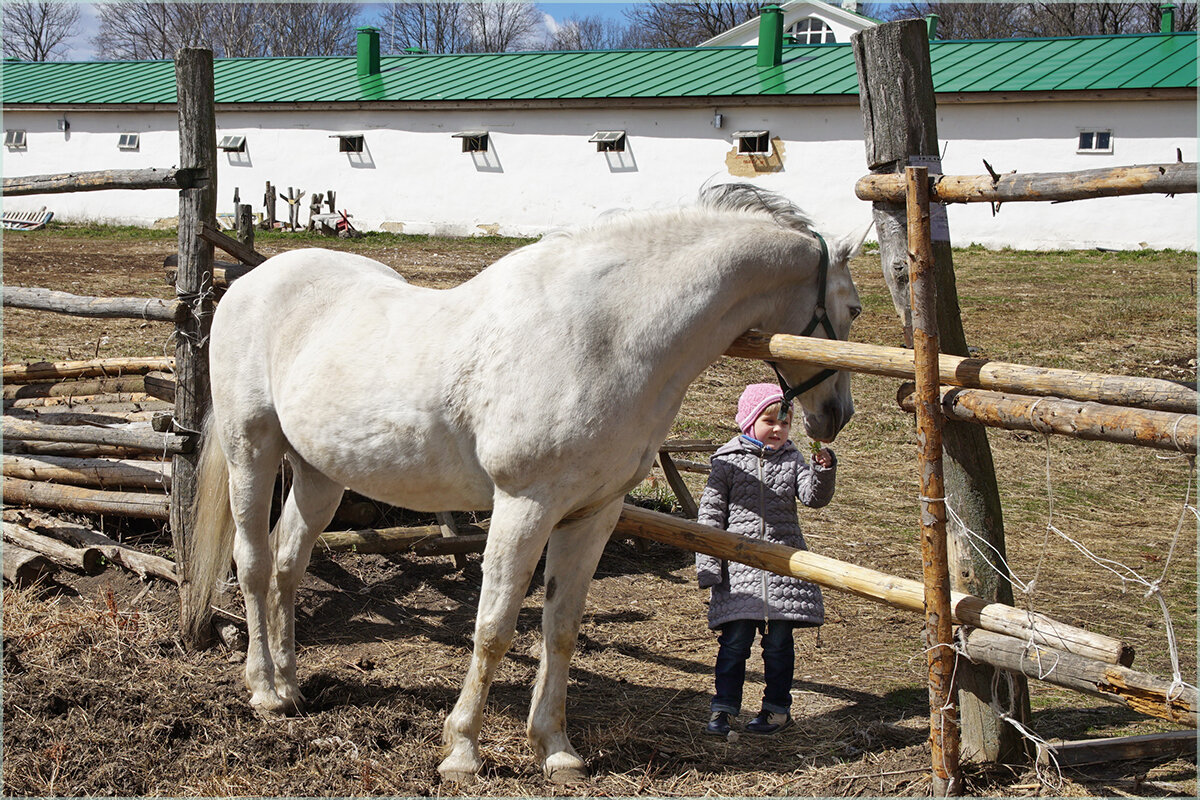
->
xmin=908 ymin=155 xmax=951 ymax=243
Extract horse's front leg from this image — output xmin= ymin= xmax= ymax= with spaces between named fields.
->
xmin=267 ymin=459 xmax=344 ymax=710
xmin=439 ymin=493 xmax=557 ymax=784
xmin=527 ymin=497 xmax=623 ymax=784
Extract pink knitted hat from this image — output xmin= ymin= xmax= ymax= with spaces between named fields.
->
xmin=736 ymin=383 xmax=785 ymax=435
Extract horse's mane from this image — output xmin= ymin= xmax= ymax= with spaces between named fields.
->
xmin=695 ymin=183 xmax=815 ymax=234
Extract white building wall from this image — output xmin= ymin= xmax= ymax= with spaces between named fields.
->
xmin=3 ymin=97 xmax=1195 ymax=250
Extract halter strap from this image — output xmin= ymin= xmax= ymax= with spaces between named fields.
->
xmin=770 ymin=232 xmax=839 ymax=419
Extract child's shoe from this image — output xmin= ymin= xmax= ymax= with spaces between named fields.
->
xmin=745 ymin=710 xmax=793 ymax=734
xmin=704 ymin=711 xmax=732 ymax=736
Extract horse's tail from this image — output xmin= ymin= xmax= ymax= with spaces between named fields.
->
xmin=183 ymin=410 xmax=235 ymax=647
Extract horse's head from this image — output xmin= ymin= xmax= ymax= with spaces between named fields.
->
xmin=774 ymin=223 xmax=871 ymax=443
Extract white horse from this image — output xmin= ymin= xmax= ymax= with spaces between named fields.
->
xmin=186 ymin=184 xmax=867 ymax=784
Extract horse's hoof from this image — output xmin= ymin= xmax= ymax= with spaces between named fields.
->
xmin=249 ymin=691 xmax=296 ymax=718
xmin=437 ymin=752 xmax=482 ymax=785
xmin=544 ymin=752 xmax=589 ymax=785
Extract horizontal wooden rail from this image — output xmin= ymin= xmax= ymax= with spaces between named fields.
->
xmin=4 ymin=286 xmax=181 ymax=322
xmin=961 ymin=628 xmax=1195 ymax=726
xmin=726 ymin=331 xmax=1197 ymax=414
xmin=2 ymin=477 xmax=170 ymax=520
xmin=3 ymin=418 xmax=190 ymax=454
xmin=614 ymin=503 xmax=1132 ymax=666
xmin=2 ymin=357 xmax=174 ymax=384
xmin=898 ymin=384 xmax=1196 ymax=453
xmin=4 ymin=454 xmax=171 ymax=491
xmin=3 ymin=376 xmax=150 ymax=401
xmin=855 ymin=162 xmax=1197 ymax=204
xmin=2 ymin=167 xmax=199 ymax=196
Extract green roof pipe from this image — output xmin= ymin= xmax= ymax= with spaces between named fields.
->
xmin=757 ymin=5 xmax=783 ymax=69
xmin=357 ymin=27 xmax=381 ymax=77
xmin=926 ymin=14 xmax=939 ymax=41
xmin=1160 ymin=4 xmax=1176 ymax=33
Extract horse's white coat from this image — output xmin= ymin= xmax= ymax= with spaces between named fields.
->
xmin=188 ymin=185 xmax=865 ymax=783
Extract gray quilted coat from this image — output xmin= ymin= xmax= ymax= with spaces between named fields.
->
xmin=695 ymin=435 xmax=835 ymax=630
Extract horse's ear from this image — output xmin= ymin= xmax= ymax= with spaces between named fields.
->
xmin=831 ymin=220 xmax=874 ymax=264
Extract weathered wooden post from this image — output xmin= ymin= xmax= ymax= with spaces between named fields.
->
xmin=263 ymin=180 xmax=276 ymax=230
xmin=852 ymin=19 xmax=1030 ymax=764
xmin=174 ymin=47 xmax=217 ymax=647
xmin=908 ymin=166 xmax=961 ymax=795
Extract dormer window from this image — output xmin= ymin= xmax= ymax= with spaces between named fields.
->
xmin=588 ymin=131 xmax=626 ymax=153
xmin=453 ymin=130 xmax=489 ymax=153
xmin=787 ymin=17 xmax=835 ymax=44
xmin=732 ymin=130 xmax=770 ymax=154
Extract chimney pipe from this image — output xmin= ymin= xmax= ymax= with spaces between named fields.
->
xmin=1160 ymin=3 xmax=1176 ymax=33
xmin=926 ymin=14 xmax=940 ymax=41
xmin=357 ymin=27 xmax=381 ymax=77
xmin=757 ymin=5 xmax=784 ymax=69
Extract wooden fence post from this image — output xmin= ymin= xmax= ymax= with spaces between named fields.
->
xmin=908 ymin=166 xmax=961 ymax=795
xmin=852 ymin=19 xmax=1030 ymax=765
xmin=174 ymin=48 xmax=217 ymax=647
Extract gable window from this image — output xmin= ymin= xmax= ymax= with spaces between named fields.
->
xmin=589 ymin=130 xmax=626 ymax=153
xmin=117 ymin=133 xmax=140 ymax=151
xmin=218 ymin=134 xmax=246 ymax=152
xmin=5 ymin=129 xmax=27 ymax=149
xmin=788 ymin=17 xmax=835 ymax=44
xmin=453 ymin=130 xmax=489 ymax=153
xmin=330 ymin=134 xmax=365 ymax=153
xmin=732 ymin=130 xmax=770 ymax=154
xmin=1077 ymin=129 xmax=1113 ymax=154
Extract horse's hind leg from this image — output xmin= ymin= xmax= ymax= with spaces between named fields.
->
xmin=528 ymin=497 xmax=624 ymax=784
xmin=224 ymin=432 xmax=291 ymax=715
xmin=268 ymin=456 xmax=344 ymax=710
xmin=439 ymin=492 xmax=558 ymax=784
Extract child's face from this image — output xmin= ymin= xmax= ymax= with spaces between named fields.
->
xmin=752 ymin=404 xmax=791 ymax=449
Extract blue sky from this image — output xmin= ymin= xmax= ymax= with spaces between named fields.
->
xmin=61 ymin=2 xmax=643 ymax=60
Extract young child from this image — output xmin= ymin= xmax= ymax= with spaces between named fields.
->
xmin=696 ymin=382 xmax=836 ymax=736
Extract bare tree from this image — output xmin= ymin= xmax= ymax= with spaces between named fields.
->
xmin=881 ymin=1 xmax=1195 ymax=39
xmin=621 ymin=2 xmax=766 ymax=49
xmin=381 ymin=3 xmax=471 ymax=54
xmin=548 ymin=13 xmax=629 ymax=51
xmin=94 ymin=2 xmax=361 ymax=60
xmin=2 ymin=0 xmax=82 ymax=61
xmin=463 ymin=1 xmax=543 ymax=53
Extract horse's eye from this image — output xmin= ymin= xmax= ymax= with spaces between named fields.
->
xmin=849 ymin=305 xmax=863 ymax=320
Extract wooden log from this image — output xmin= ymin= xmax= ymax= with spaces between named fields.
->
xmin=3 ymin=543 xmax=56 ymax=586
xmin=2 ymin=358 xmax=174 ymax=384
xmin=199 ymin=222 xmax=267 ymax=266
xmin=4 ymin=454 xmax=171 ymax=490
xmin=657 ymin=451 xmax=699 ymax=519
xmin=2 ymin=166 xmax=194 ymax=196
xmin=5 ymin=407 xmax=159 ymax=426
xmin=5 ymin=393 xmax=157 ymax=409
xmin=659 ymin=439 xmax=719 ymax=453
xmin=315 ymin=522 xmax=488 ymax=554
xmin=898 ymin=385 xmax=1197 ymax=453
xmin=3 ymin=477 xmax=170 ymax=520
xmin=961 ymin=628 xmax=1196 ymax=726
xmin=1037 ymin=730 xmax=1197 ymax=768
xmin=416 ymin=533 xmax=488 ymax=557
xmin=4 ymin=508 xmax=178 ymax=583
xmin=3 ymin=376 xmax=152 ymax=401
xmin=2 ymin=440 xmax=160 ymax=459
xmin=614 ymin=503 xmax=1133 ymax=666
xmin=727 ymin=332 xmax=1198 ymax=414
xmin=3 ymin=521 xmax=103 ymax=573
xmin=174 ymin=47 xmax=218 ymax=646
xmin=3 ymin=286 xmax=181 ymax=322
xmin=436 ymin=511 xmax=469 ymax=568
xmin=908 ymin=164 xmax=961 ymax=791
xmin=669 ymin=456 xmax=711 ymax=474
xmin=144 ymin=372 xmax=177 ymax=403
xmin=856 ymin=162 xmax=1198 ymax=204
xmin=164 ymin=262 xmax=255 ymax=289
xmin=3 ymin=418 xmax=190 ymax=454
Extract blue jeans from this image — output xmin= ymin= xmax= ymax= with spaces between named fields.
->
xmin=710 ymin=619 xmax=795 ymax=716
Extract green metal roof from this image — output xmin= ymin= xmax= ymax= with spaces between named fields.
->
xmin=2 ymin=32 xmax=1193 ymax=106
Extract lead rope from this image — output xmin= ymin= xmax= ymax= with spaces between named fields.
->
xmin=771 ymin=232 xmax=838 ymax=419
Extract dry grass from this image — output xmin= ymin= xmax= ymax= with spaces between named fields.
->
xmin=2 ymin=227 xmax=1196 ymax=796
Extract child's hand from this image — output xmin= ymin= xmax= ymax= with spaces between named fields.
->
xmin=811 ymin=446 xmax=834 ymax=468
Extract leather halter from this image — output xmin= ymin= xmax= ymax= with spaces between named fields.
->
xmin=769 ymin=232 xmax=839 ymax=420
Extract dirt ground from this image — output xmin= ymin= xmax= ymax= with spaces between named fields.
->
xmin=2 ymin=226 xmax=1196 ymax=797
